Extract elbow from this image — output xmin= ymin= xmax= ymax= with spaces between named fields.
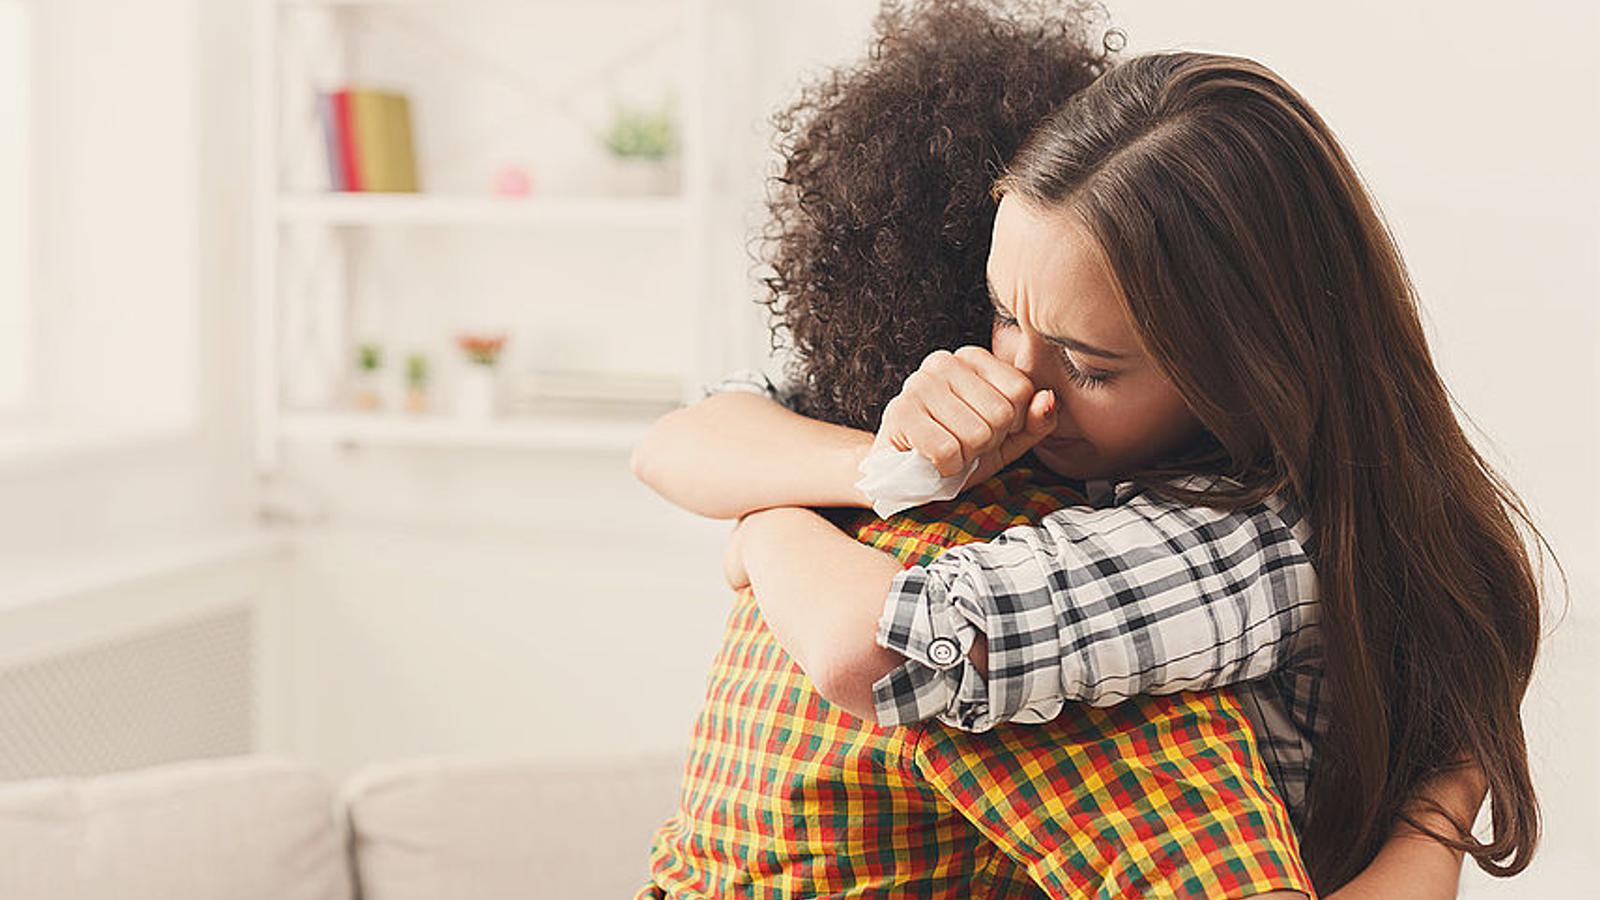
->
xmin=812 ymin=661 xmax=878 ymax=723
xmin=628 ymin=409 xmax=684 ymax=496
xmin=630 ymin=407 xmax=743 ymax=520
xmin=628 ymin=439 xmax=673 ymax=504
xmin=812 ymin=641 xmax=901 ymax=724
xmin=627 ymin=431 xmax=658 ymax=487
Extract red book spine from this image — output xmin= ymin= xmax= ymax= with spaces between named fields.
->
xmin=332 ymin=89 xmax=363 ymax=192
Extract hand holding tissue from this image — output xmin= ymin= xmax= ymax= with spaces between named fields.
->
xmin=854 ymin=446 xmax=982 ymax=518
xmin=854 ymin=347 xmax=1061 ymax=518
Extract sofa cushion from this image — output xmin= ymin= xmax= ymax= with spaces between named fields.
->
xmin=0 ymin=753 xmax=351 ymax=900
xmin=341 ymin=753 xmax=683 ymax=900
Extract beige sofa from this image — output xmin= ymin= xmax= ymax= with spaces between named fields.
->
xmin=0 ymin=752 xmax=684 ymax=899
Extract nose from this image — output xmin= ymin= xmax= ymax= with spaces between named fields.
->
xmin=1008 ymin=332 xmax=1050 ymax=384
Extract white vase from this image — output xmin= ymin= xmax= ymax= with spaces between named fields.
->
xmin=456 ymin=365 xmax=498 ymax=421
xmin=606 ymin=155 xmax=680 ymax=196
xmin=351 ymin=370 xmax=385 ymax=411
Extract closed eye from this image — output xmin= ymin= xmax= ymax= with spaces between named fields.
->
xmin=992 ymin=309 xmax=1114 ymax=390
xmin=1061 ymin=352 xmax=1113 ymax=390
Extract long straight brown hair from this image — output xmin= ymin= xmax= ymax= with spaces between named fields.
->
xmin=997 ymin=51 xmax=1553 ymax=891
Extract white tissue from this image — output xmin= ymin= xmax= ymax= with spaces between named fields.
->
xmin=854 ymin=445 xmax=981 ymax=518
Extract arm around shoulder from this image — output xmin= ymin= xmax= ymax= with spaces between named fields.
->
xmin=630 ymin=390 xmax=876 ymax=519
xmin=734 ymin=505 xmax=908 ymax=721
xmin=870 ymin=484 xmax=1320 ymax=730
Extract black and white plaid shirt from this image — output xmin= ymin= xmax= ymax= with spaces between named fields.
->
xmin=705 ymin=370 xmax=1326 ymax=827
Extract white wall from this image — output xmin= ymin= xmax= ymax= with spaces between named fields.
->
xmin=0 ymin=0 xmax=256 ymax=558
xmin=0 ymin=2 xmax=27 ymax=414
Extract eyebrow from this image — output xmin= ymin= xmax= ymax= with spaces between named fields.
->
xmin=986 ymin=275 xmax=1130 ymax=361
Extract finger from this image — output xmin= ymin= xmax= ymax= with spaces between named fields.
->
xmin=1023 ymin=389 xmax=1057 ymax=436
xmin=898 ymin=402 xmax=968 ymax=477
xmin=725 ymin=517 xmax=756 ymax=591
xmin=995 ymin=389 xmax=1058 ymax=466
xmin=896 ymin=367 xmax=990 ymax=469
xmin=951 ymin=346 xmax=1037 ymax=426
xmin=724 ymin=548 xmax=749 ymax=591
xmin=918 ymin=383 xmax=999 ymax=463
xmin=941 ymin=356 xmax=1030 ymax=441
xmin=875 ymin=396 xmax=916 ymax=453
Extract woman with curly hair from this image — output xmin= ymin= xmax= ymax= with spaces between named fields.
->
xmin=635 ymin=1 xmax=1547 ymax=896
xmin=639 ymin=4 xmax=1312 ymax=896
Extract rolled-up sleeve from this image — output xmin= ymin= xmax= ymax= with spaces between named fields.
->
xmin=870 ymin=482 xmax=1320 ymax=731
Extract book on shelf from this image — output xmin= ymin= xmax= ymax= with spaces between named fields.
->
xmin=503 ymin=369 xmax=684 ymax=416
xmin=318 ymin=87 xmax=419 ymax=193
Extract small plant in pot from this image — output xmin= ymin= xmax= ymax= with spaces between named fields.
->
xmin=454 ymin=333 xmax=507 ymax=421
xmin=601 ymin=98 xmax=679 ymax=195
xmin=404 ymin=353 xmax=431 ymax=413
xmin=352 ymin=342 xmax=384 ymax=411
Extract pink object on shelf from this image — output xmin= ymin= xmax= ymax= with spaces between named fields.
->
xmin=492 ymin=165 xmax=534 ymax=198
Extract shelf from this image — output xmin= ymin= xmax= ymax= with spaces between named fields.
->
xmin=279 ymin=409 xmax=666 ymax=451
xmin=255 ymin=0 xmax=720 ymax=473
xmin=277 ymin=193 xmax=691 ymax=228
xmin=280 ymin=0 xmax=650 ymax=6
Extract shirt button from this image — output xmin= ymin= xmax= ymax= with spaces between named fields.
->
xmin=926 ymin=636 xmax=962 ymax=669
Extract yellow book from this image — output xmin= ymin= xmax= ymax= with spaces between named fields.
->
xmin=348 ymin=88 xmax=419 ymax=193
xmin=386 ymin=93 xmax=419 ymax=192
xmin=350 ymin=90 xmax=392 ymax=192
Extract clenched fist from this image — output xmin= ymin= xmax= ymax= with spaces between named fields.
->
xmin=873 ymin=346 xmax=1057 ymax=488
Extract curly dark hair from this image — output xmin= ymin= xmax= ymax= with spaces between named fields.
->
xmin=758 ymin=0 xmax=1115 ymax=430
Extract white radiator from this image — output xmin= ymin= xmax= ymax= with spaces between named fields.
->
xmin=0 ymin=534 xmax=288 ymax=782
xmin=0 ymin=607 xmax=257 ymax=781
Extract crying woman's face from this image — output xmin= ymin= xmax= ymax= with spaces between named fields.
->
xmin=985 ymin=193 xmax=1205 ymax=480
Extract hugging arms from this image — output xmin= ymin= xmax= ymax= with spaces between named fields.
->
xmin=633 ymin=354 xmax=1487 ymax=900
xmin=633 ymin=377 xmax=1320 ymax=897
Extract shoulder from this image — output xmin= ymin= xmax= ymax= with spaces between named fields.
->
xmin=1114 ymin=473 xmax=1306 ymax=523
xmin=700 ymin=368 xmax=782 ymax=400
xmin=700 ymin=367 xmax=802 ymax=410
xmin=1034 ymin=472 xmax=1315 ymax=557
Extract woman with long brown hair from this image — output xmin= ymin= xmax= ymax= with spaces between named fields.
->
xmin=637 ymin=44 xmax=1552 ymax=895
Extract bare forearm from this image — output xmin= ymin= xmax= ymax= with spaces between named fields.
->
xmin=738 ymin=507 xmax=906 ymax=720
xmin=1327 ymin=763 xmax=1488 ymax=900
xmin=630 ymin=392 xmax=874 ymax=519
xmin=1325 ymin=832 xmax=1464 ymax=900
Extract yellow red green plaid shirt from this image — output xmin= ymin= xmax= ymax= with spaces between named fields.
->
xmin=639 ymin=466 xmax=1313 ymax=898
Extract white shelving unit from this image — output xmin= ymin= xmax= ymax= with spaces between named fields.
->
xmin=251 ymin=0 xmax=719 ymax=470
xmin=278 ymin=409 xmax=652 ymax=451
xmin=276 ymin=193 xmax=692 ymax=228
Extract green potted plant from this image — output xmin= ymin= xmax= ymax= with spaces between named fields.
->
xmin=404 ymin=353 xmax=431 ymax=413
xmin=601 ymin=98 xmax=680 ymax=195
xmin=353 ymin=342 xmax=384 ymax=410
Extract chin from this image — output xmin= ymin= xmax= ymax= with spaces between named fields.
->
xmin=1033 ymin=440 xmax=1100 ymax=479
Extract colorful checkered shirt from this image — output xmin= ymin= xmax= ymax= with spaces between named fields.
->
xmin=708 ymin=369 xmax=1326 ymax=828
xmin=638 ymin=465 xmax=1313 ymax=898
